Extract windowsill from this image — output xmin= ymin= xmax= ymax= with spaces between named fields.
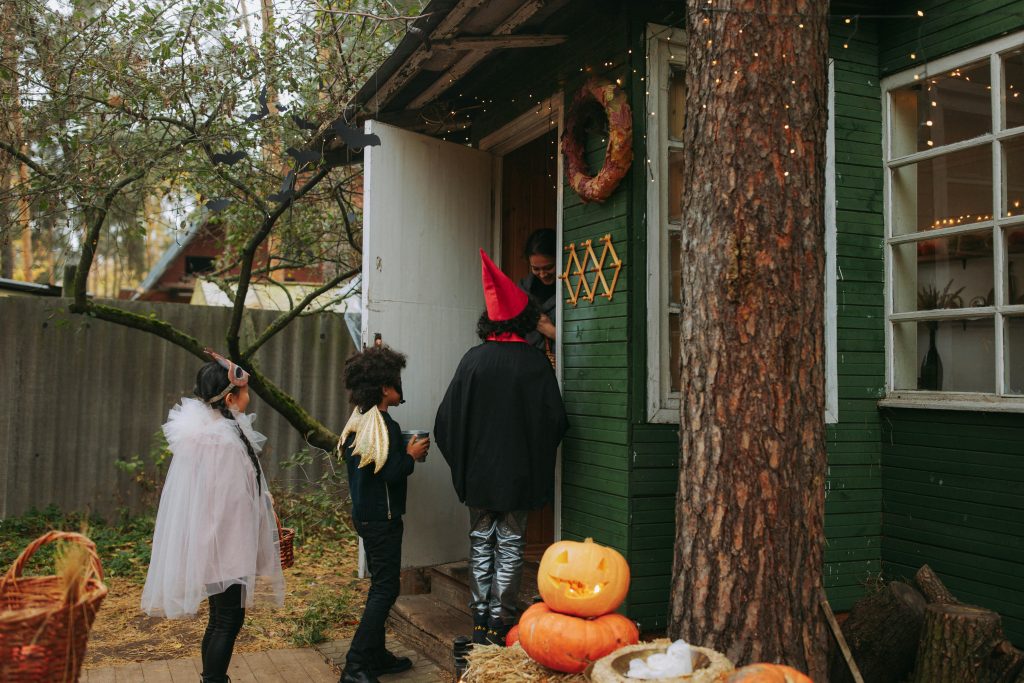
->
xmin=879 ymin=392 xmax=1024 ymax=414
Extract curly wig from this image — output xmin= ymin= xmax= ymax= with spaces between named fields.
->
xmin=344 ymin=345 xmax=408 ymax=412
xmin=476 ymin=299 xmax=542 ymax=341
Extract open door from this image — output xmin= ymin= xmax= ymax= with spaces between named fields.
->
xmin=362 ymin=120 xmax=492 ymax=568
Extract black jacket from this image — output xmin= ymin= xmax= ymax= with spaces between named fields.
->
xmin=344 ymin=411 xmax=415 ymax=522
xmin=434 ymin=341 xmax=568 ymax=511
xmin=518 ymin=274 xmax=556 ymax=351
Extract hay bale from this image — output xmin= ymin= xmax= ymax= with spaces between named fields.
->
xmin=463 ymin=643 xmax=589 ymax=683
xmin=589 ymin=640 xmax=734 ymax=683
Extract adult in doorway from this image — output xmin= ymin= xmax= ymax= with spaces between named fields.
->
xmin=518 ymin=228 xmax=558 ymax=355
xmin=434 ymin=249 xmax=569 ymax=646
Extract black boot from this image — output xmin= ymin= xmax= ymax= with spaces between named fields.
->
xmin=486 ymin=616 xmax=510 ymax=647
xmin=338 ymin=663 xmax=379 ymax=683
xmin=371 ymin=648 xmax=412 ymax=675
xmin=471 ymin=611 xmax=489 ymax=645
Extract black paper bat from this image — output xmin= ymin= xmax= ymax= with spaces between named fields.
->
xmin=331 ymin=120 xmax=381 ymax=148
xmin=286 ymin=146 xmax=323 ymax=165
xmin=211 ymin=150 xmax=247 ymax=166
xmin=268 ymin=171 xmax=296 ymax=203
xmin=291 ymin=114 xmax=318 ymax=131
xmin=205 ymin=198 xmax=232 ymax=213
xmin=245 ymin=86 xmax=270 ymax=123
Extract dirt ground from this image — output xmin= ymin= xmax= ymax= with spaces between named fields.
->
xmin=83 ymin=534 xmax=366 ymax=668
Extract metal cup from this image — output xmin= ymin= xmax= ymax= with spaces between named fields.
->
xmin=401 ymin=430 xmax=430 ymax=462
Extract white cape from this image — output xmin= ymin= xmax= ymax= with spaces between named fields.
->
xmin=141 ymin=398 xmax=285 ymax=618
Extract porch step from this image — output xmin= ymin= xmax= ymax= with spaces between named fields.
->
xmin=386 ymin=594 xmax=470 ymax=674
xmin=428 ymin=560 xmax=541 ymax=615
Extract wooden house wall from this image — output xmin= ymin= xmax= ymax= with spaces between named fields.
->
xmin=874 ymin=0 xmax=1024 ymax=645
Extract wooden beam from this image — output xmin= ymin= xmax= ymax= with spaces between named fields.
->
xmin=407 ymin=0 xmax=548 ymax=109
xmin=362 ymin=0 xmax=488 ymax=114
xmin=432 ymin=34 xmax=566 ymax=51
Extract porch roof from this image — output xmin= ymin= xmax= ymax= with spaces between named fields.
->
xmin=326 ymin=0 xmax=572 ymax=154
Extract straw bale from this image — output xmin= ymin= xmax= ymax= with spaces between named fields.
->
xmin=463 ymin=643 xmax=589 ymax=682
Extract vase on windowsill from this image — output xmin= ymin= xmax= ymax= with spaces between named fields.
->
xmin=918 ymin=321 xmax=943 ymax=390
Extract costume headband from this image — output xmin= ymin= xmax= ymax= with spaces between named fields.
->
xmin=204 ymin=348 xmax=249 ymax=404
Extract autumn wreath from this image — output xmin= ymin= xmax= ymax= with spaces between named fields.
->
xmin=562 ymin=77 xmax=633 ymax=203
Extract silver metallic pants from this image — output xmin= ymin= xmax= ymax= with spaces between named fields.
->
xmin=468 ymin=507 xmax=528 ymax=625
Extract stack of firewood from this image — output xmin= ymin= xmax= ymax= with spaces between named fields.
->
xmin=829 ymin=565 xmax=1023 ymax=683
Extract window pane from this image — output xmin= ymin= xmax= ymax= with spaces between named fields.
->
xmin=891 ymin=59 xmax=992 ymax=156
xmin=668 ymin=149 xmax=685 ymax=223
xmin=1008 ymin=316 xmax=1024 ymax=395
xmin=1003 ymin=135 xmax=1024 ymax=218
xmin=668 ymin=67 xmax=685 ymax=141
xmin=893 ymin=230 xmax=993 ymax=313
xmin=893 ymin=319 xmax=995 ymax=392
xmin=669 ymin=312 xmax=680 ymax=393
xmin=1007 ymin=225 xmax=1024 ymax=305
xmin=1004 ymin=49 xmax=1024 ymax=129
xmin=669 ymin=231 xmax=682 ymax=305
xmin=892 ymin=144 xmax=992 ymax=235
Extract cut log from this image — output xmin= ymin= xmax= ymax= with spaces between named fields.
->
xmin=829 ymin=582 xmax=926 ymax=683
xmin=911 ymin=603 xmax=1022 ymax=683
xmin=915 ymin=564 xmax=960 ymax=605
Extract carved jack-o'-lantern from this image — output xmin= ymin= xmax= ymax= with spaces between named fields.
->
xmin=517 ymin=602 xmax=639 ymax=674
xmin=538 ymin=538 xmax=630 ymax=617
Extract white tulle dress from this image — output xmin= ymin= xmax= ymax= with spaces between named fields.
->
xmin=141 ymin=398 xmax=285 ymax=618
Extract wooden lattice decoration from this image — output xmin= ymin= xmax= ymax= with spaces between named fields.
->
xmin=559 ymin=234 xmax=622 ymax=306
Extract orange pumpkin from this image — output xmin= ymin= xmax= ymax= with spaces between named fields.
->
xmin=517 ymin=602 xmax=639 ymax=673
xmin=727 ymin=663 xmax=814 ymax=683
xmin=537 ymin=538 xmax=630 ymax=617
xmin=505 ymin=624 xmax=520 ymax=646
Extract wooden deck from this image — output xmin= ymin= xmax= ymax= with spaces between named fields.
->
xmin=81 ymin=648 xmax=338 ymax=682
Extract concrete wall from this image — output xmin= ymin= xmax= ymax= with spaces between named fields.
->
xmin=0 ymin=296 xmax=354 ymax=517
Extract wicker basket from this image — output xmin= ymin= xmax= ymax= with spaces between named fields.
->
xmin=0 ymin=531 xmax=108 ymax=682
xmin=274 ymin=509 xmax=295 ymax=570
xmin=589 ymin=640 xmax=734 ymax=683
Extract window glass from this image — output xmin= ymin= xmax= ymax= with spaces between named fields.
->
xmin=668 ymin=67 xmax=686 ymax=141
xmin=892 ymin=231 xmax=993 ymax=313
xmin=1008 ymin=316 xmax=1024 ymax=395
xmin=669 ymin=312 xmax=681 ymax=393
xmin=669 ymin=231 xmax=682 ymax=306
xmin=668 ymin=149 xmax=685 ymax=223
xmin=1006 ymin=225 xmax=1024 ymax=305
xmin=891 ymin=144 xmax=992 ymax=235
xmin=1003 ymin=134 xmax=1024 ymax=217
xmin=893 ymin=319 xmax=995 ymax=392
xmin=1004 ymin=49 xmax=1024 ymax=129
xmin=890 ymin=59 xmax=991 ymax=156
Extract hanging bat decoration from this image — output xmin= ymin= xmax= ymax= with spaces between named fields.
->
xmin=211 ymin=150 xmax=247 ymax=166
xmin=245 ymin=86 xmax=270 ymax=123
xmin=267 ymin=170 xmax=296 ymax=203
xmin=205 ymin=198 xmax=233 ymax=213
xmin=286 ymin=146 xmax=323 ymax=165
xmin=291 ymin=114 xmax=320 ymax=131
xmin=331 ymin=120 xmax=381 ymax=149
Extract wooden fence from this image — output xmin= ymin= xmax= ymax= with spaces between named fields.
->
xmin=0 ymin=296 xmax=354 ymax=518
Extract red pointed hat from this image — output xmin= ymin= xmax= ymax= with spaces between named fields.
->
xmin=480 ymin=248 xmax=528 ymax=321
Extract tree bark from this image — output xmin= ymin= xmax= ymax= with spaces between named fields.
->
xmin=669 ymin=2 xmax=830 ymax=679
xmin=830 ymin=582 xmax=926 ymax=683
xmin=912 ymin=603 xmax=1022 ymax=683
xmin=915 ymin=564 xmax=960 ymax=605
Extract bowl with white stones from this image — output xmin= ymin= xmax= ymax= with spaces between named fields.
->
xmin=588 ymin=639 xmax=734 ymax=683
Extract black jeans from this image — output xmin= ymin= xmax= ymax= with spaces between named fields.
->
xmin=346 ymin=517 xmax=403 ymax=668
xmin=201 ymin=583 xmax=245 ymax=682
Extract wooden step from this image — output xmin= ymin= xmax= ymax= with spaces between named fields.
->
xmin=429 ymin=560 xmax=541 ymax=615
xmin=386 ymin=594 xmax=470 ymax=674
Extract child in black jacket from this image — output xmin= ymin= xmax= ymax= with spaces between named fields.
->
xmin=338 ymin=344 xmax=429 ymax=683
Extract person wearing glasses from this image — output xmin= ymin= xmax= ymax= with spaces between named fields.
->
xmin=518 ymin=229 xmax=557 ymax=356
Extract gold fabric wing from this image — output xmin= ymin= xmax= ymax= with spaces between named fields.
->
xmin=338 ymin=407 xmax=390 ymax=473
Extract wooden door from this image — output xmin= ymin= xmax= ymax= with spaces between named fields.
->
xmin=499 ymin=130 xmax=559 ymax=560
xmin=363 ymin=120 xmax=493 ymax=568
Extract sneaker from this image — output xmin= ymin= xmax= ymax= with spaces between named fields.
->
xmin=485 ymin=618 xmax=510 ymax=647
xmin=472 ymin=612 xmax=489 ymax=645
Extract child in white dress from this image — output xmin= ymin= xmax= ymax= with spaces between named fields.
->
xmin=141 ymin=351 xmax=284 ymax=683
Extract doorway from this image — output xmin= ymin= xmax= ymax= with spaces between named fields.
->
xmin=499 ymin=128 xmax=559 ymax=560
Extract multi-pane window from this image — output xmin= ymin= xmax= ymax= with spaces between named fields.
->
xmin=646 ymin=25 xmax=686 ymax=422
xmin=883 ymin=34 xmax=1024 ymax=400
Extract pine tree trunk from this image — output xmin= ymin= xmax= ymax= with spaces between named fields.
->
xmin=912 ymin=604 xmax=1007 ymax=683
xmin=669 ymin=1 xmax=830 ymax=679
xmin=830 ymin=582 xmax=926 ymax=683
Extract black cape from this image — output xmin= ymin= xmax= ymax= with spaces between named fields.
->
xmin=434 ymin=341 xmax=569 ymax=512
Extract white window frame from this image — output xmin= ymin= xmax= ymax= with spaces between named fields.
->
xmin=645 ymin=24 xmax=687 ymax=423
xmin=646 ymin=25 xmax=840 ymax=423
xmin=880 ymin=31 xmax=1024 ymax=413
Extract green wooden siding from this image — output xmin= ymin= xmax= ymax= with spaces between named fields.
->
xmin=874 ymin=0 xmax=1024 ymax=647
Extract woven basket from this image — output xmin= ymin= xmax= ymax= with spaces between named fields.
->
xmin=274 ymin=509 xmax=295 ymax=570
xmin=589 ymin=640 xmax=734 ymax=683
xmin=0 ymin=531 xmax=108 ymax=682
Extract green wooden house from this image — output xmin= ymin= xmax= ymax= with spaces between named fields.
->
xmin=340 ymin=0 xmax=1024 ymax=646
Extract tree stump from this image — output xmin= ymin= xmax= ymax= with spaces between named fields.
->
xmin=829 ymin=582 xmax=926 ymax=683
xmin=911 ymin=603 xmax=1017 ymax=683
xmin=915 ymin=564 xmax=960 ymax=605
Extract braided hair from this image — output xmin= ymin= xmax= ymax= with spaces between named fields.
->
xmin=194 ymin=361 xmax=262 ymax=493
